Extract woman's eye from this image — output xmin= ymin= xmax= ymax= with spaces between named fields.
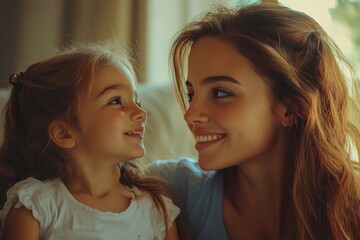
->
xmin=213 ymin=89 xmax=232 ymax=98
xmin=186 ymin=92 xmax=194 ymax=102
xmin=109 ymin=97 xmax=122 ymax=105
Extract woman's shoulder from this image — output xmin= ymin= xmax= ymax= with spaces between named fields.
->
xmin=147 ymin=158 xmax=225 ymax=238
xmin=149 ymin=157 xmax=197 ymax=169
xmin=146 ymin=157 xmax=221 ymax=207
xmin=147 ymin=157 xmax=216 ymax=185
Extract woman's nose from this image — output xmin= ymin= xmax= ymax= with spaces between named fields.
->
xmin=183 ymin=99 xmax=209 ymax=124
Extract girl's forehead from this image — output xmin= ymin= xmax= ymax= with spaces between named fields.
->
xmin=118 ymin=63 xmax=135 ymax=84
xmin=97 ymin=63 xmax=136 ymax=85
xmin=83 ymin=64 xmax=137 ymax=99
xmin=116 ymin=63 xmax=138 ymax=92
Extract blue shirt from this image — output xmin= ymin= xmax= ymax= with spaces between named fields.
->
xmin=149 ymin=158 xmax=229 ymax=240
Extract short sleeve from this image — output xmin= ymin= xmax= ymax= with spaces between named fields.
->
xmin=152 ymin=195 xmax=180 ymax=239
xmin=0 ymin=177 xmax=55 ymax=232
xmin=163 ymin=195 xmax=180 ymax=226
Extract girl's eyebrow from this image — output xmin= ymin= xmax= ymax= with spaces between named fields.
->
xmin=186 ymin=76 xmax=241 ymax=87
xmin=96 ymin=84 xmax=123 ymax=98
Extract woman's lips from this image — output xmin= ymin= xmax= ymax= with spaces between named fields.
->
xmin=194 ymin=133 xmax=226 ymax=150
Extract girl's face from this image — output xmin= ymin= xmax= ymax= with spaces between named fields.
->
xmin=185 ymin=37 xmax=286 ymax=170
xmin=73 ymin=65 xmax=146 ymax=164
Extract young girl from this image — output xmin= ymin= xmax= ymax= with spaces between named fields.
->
xmin=150 ymin=2 xmax=360 ymax=240
xmin=0 ymin=42 xmax=179 ymax=239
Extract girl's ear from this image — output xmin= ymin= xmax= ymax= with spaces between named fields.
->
xmin=48 ymin=120 xmax=76 ymax=148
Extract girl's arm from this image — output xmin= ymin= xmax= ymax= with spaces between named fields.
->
xmin=165 ymin=222 xmax=179 ymax=240
xmin=2 ymin=206 xmax=40 ymax=240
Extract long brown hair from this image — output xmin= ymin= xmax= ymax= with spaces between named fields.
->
xmin=0 ymin=41 xmax=170 ymax=230
xmin=171 ymin=3 xmax=360 ymax=239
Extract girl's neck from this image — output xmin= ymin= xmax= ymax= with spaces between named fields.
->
xmin=62 ymin=164 xmax=134 ymax=213
xmin=63 ymin=163 xmax=125 ymax=197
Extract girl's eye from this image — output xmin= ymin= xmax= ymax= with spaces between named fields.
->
xmin=109 ymin=97 xmax=122 ymax=105
xmin=136 ymin=101 xmax=142 ymax=107
xmin=212 ymin=89 xmax=232 ymax=98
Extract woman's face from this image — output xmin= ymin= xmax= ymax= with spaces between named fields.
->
xmin=185 ymin=37 xmax=287 ymax=170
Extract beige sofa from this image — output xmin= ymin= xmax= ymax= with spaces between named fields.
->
xmin=0 ymin=84 xmax=197 ymax=165
xmin=139 ymin=84 xmax=197 ymax=164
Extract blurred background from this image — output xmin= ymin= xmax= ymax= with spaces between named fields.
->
xmin=1 ymin=0 xmax=359 ymax=88
xmin=0 ymin=0 xmax=359 ymax=162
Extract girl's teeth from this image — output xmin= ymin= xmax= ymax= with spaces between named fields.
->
xmin=195 ymin=134 xmax=224 ymax=143
xmin=127 ymin=131 xmax=141 ymax=135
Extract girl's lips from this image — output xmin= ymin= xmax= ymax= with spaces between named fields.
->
xmin=124 ymin=132 xmax=143 ymax=139
xmin=124 ymin=127 xmax=144 ymax=139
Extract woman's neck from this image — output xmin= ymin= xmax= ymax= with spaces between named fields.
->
xmin=223 ymin=141 xmax=288 ymax=239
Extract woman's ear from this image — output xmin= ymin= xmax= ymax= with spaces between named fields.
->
xmin=276 ymin=103 xmax=297 ymax=127
xmin=48 ymin=120 xmax=76 ymax=148
xmin=281 ymin=109 xmax=297 ymax=127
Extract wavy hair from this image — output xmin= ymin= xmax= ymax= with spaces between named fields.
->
xmin=0 ymin=41 xmax=170 ymax=230
xmin=171 ymin=3 xmax=360 ymax=239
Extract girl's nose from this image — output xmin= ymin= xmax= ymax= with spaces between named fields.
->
xmin=131 ymin=105 xmax=147 ymax=122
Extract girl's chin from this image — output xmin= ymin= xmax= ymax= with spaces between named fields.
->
xmin=126 ymin=147 xmax=145 ymax=160
xmin=134 ymin=149 xmax=145 ymax=158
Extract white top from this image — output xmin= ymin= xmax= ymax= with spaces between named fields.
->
xmin=0 ymin=177 xmax=180 ymax=240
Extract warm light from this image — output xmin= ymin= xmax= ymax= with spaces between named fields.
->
xmin=279 ymin=0 xmax=354 ymax=61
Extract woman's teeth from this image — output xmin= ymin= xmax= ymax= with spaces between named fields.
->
xmin=195 ymin=134 xmax=225 ymax=143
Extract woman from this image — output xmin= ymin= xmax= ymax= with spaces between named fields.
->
xmin=149 ymin=2 xmax=360 ymax=240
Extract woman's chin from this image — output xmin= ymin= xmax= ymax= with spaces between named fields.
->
xmin=198 ymin=157 xmax=218 ymax=171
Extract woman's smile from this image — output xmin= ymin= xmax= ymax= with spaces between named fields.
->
xmin=193 ymin=131 xmax=227 ymax=150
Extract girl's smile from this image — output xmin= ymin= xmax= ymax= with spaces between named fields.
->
xmin=73 ymin=65 xmax=147 ymax=163
xmin=123 ymin=127 xmax=144 ymax=140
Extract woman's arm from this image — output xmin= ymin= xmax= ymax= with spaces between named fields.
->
xmin=2 ymin=206 xmax=40 ymax=240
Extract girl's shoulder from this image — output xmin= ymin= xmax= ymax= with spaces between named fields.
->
xmin=128 ymin=189 xmax=180 ymax=239
xmin=3 ymin=177 xmax=60 ymax=204
xmin=7 ymin=177 xmax=58 ymax=191
xmin=0 ymin=177 xmax=61 ymax=230
xmin=134 ymin=189 xmax=180 ymax=217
